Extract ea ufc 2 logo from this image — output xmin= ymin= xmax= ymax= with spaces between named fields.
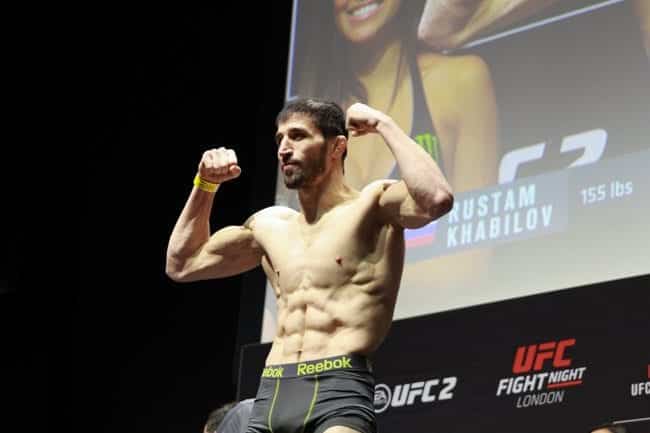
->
xmin=498 ymin=129 xmax=607 ymax=183
xmin=512 ymin=338 xmax=575 ymax=374
xmin=374 ymin=377 xmax=457 ymax=413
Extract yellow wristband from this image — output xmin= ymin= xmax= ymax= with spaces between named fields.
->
xmin=193 ymin=174 xmax=219 ymax=193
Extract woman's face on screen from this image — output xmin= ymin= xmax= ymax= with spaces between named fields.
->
xmin=333 ymin=0 xmax=402 ymax=44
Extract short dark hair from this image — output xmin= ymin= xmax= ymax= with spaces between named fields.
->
xmin=204 ymin=401 xmax=238 ymax=433
xmin=276 ymin=97 xmax=348 ymax=165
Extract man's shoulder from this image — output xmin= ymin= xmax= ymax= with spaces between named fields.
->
xmin=232 ymin=398 xmax=255 ymax=414
xmin=246 ymin=206 xmax=297 ymax=229
xmin=238 ymin=398 xmax=255 ymax=409
xmin=256 ymin=205 xmax=298 ymax=220
xmin=361 ymin=179 xmax=400 ymax=196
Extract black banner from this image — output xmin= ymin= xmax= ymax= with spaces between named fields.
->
xmin=239 ymin=274 xmax=650 ymax=433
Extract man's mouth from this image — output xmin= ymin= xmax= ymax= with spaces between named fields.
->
xmin=282 ymin=161 xmax=299 ymax=171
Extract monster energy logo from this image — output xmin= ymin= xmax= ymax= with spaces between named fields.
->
xmin=415 ymin=133 xmax=440 ymax=162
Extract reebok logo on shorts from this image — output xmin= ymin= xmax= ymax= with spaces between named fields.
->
xmin=297 ymin=356 xmax=352 ymax=375
xmin=262 ymin=366 xmax=284 ymax=378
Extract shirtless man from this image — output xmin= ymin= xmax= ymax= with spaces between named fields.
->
xmin=166 ymin=98 xmax=453 ymax=433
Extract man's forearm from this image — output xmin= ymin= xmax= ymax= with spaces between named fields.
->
xmin=377 ymin=116 xmax=452 ymax=214
xmin=166 ymin=186 xmax=216 ymax=273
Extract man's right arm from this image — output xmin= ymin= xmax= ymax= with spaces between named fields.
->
xmin=165 ymin=148 xmax=263 ymax=282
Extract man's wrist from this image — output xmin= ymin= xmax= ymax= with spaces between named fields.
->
xmin=193 ymin=174 xmax=220 ymax=193
xmin=376 ymin=114 xmax=397 ymax=135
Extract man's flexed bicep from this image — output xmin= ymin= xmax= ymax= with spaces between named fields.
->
xmin=346 ymin=103 xmax=453 ymax=229
xmin=168 ymin=223 xmax=263 ymax=282
xmin=166 ymin=146 xmax=262 ymax=282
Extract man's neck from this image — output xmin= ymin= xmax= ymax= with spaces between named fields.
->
xmin=298 ymin=169 xmax=356 ymax=223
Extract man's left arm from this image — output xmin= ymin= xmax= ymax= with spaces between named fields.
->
xmin=347 ymin=103 xmax=454 ymax=229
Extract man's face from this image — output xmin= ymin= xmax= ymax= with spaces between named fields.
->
xmin=275 ymin=114 xmax=330 ymax=189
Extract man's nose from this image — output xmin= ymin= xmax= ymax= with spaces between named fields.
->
xmin=278 ymin=141 xmax=292 ymax=161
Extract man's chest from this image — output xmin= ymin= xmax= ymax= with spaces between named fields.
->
xmin=258 ymin=208 xmax=380 ymax=291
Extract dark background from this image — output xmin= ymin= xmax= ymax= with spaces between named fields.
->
xmin=2 ymin=3 xmax=293 ymax=433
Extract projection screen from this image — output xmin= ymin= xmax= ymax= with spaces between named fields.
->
xmin=261 ymin=0 xmax=650 ymax=341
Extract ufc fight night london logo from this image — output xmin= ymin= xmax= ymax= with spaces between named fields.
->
xmin=629 ymin=364 xmax=650 ymax=398
xmin=496 ymin=338 xmax=587 ymax=408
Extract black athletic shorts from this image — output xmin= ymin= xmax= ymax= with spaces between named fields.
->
xmin=245 ymin=354 xmax=376 ymax=433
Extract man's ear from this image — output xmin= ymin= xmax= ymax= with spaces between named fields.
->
xmin=333 ymin=135 xmax=347 ymax=158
